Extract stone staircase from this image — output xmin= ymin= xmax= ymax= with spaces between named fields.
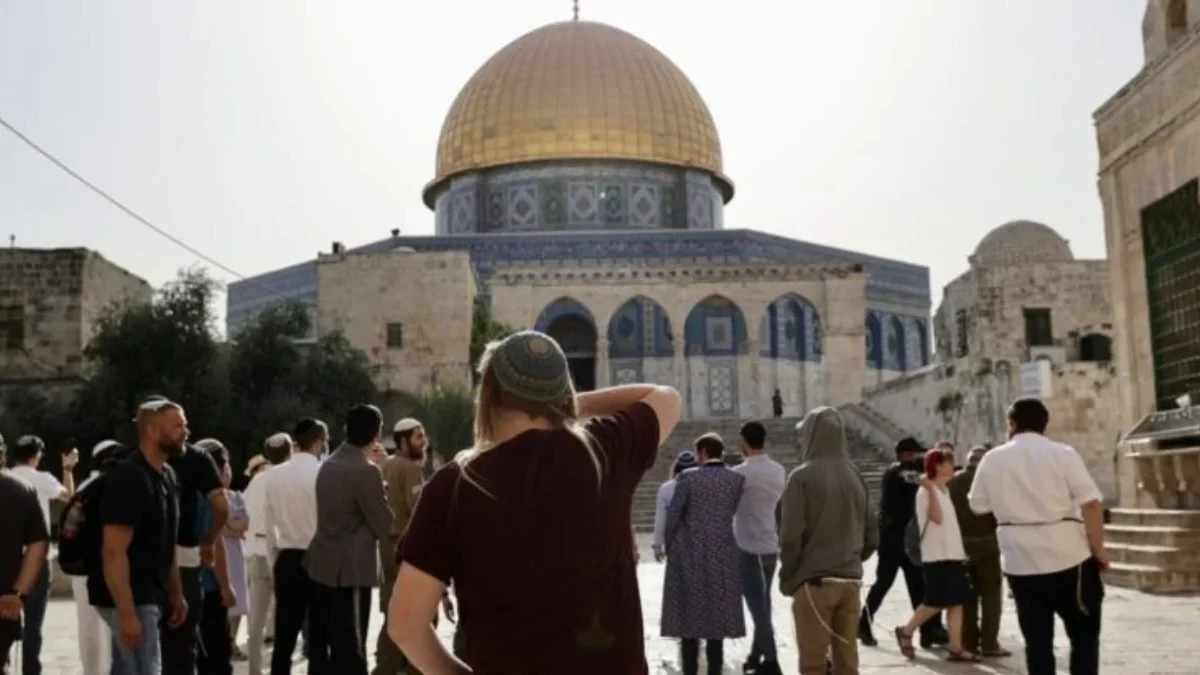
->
xmin=632 ymin=414 xmax=896 ymax=532
xmin=1103 ymin=508 xmax=1200 ymax=592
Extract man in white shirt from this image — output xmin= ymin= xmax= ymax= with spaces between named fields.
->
xmin=9 ymin=434 xmax=76 ymax=675
xmin=732 ymin=422 xmax=786 ymax=675
xmin=243 ymin=436 xmax=291 ymax=675
xmin=968 ymin=398 xmax=1108 ymax=675
xmin=263 ymin=419 xmax=327 ymax=674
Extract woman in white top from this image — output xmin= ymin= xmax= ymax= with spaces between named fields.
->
xmin=894 ymin=445 xmax=979 ymax=662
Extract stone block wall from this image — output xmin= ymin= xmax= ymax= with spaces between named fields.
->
xmin=316 ymin=250 xmax=475 ymax=396
xmin=0 ymin=249 xmax=150 ymax=381
xmin=1096 ymin=24 xmax=1200 ymax=436
xmin=862 ymin=358 xmax=1121 ymax=501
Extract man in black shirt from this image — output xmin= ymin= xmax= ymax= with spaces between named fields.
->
xmin=858 ymin=437 xmax=949 ymax=649
xmin=91 ymin=399 xmax=189 ymax=674
xmin=133 ymin=396 xmax=230 ymax=674
xmin=0 ymin=433 xmax=51 ymax=675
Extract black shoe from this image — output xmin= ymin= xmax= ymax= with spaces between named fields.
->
xmin=742 ymin=655 xmax=762 ymax=673
xmin=857 ymin=617 xmax=878 ymax=647
xmin=755 ymin=660 xmax=784 ymax=675
xmin=920 ymin=632 xmax=950 ymax=649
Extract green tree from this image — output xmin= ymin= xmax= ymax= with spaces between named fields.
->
xmin=469 ymin=297 xmax=517 ymax=384
xmin=71 ymin=268 xmax=227 ymax=453
xmin=224 ymin=300 xmax=377 ymax=470
xmin=412 ymin=387 xmax=475 ymax=462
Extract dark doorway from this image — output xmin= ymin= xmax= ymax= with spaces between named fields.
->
xmin=569 ymin=357 xmax=596 ymax=392
xmin=545 ymin=314 xmax=598 ymax=393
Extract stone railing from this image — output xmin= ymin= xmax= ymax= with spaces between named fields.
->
xmin=1129 ymin=446 xmax=1200 ymax=509
xmin=837 ymin=403 xmax=906 ymax=464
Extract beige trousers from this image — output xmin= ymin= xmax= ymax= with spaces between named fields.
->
xmin=791 ymin=581 xmax=861 ymax=675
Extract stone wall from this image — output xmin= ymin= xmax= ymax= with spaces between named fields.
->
xmin=316 ymin=250 xmax=475 ymax=396
xmin=489 ymin=260 xmax=867 ymax=418
xmin=862 ymin=357 xmax=1121 ymax=501
xmin=933 ymin=261 xmax=1111 ymax=364
xmin=0 ymin=248 xmax=150 ymax=382
xmin=1095 ymin=20 xmax=1200 ymax=440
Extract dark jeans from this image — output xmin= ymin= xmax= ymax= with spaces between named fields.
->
xmin=737 ymin=551 xmax=778 ymax=663
xmin=861 ymin=544 xmax=944 ymax=635
xmin=19 ymin=561 xmax=50 ymax=675
xmin=1008 ymin=558 xmax=1103 ymax=675
xmin=962 ymin=542 xmax=1004 ymax=652
xmin=271 ymin=550 xmax=316 ymax=675
xmin=197 ymin=591 xmax=232 ymax=675
xmin=309 ymin=585 xmax=371 ymax=675
xmin=161 ymin=565 xmax=203 ymax=675
xmin=680 ymin=639 xmax=723 ymax=675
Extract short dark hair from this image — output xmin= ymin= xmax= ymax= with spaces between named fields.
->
xmin=293 ymin=418 xmax=328 ymax=451
xmin=12 ymin=435 xmax=45 ymax=465
xmin=1008 ymin=398 xmax=1050 ymax=435
xmin=694 ymin=433 xmax=724 ymax=461
xmin=895 ymin=437 xmax=924 ymax=457
xmin=195 ymin=439 xmax=229 ymax=472
xmin=345 ymin=405 xmax=384 ymax=447
xmin=740 ymin=421 xmax=766 ymax=450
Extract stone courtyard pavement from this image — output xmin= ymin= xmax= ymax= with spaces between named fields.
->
xmin=23 ymin=536 xmax=1200 ymax=673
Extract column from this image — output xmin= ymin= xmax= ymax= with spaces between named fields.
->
xmin=746 ymin=339 xmax=762 ymax=419
xmin=595 ymin=338 xmax=611 ymax=388
xmin=673 ymin=339 xmax=689 ymax=419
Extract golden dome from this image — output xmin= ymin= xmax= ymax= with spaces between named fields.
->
xmin=424 ymin=21 xmax=730 ymax=207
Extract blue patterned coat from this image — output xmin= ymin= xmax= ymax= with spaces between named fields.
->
xmin=661 ymin=462 xmax=747 ymax=639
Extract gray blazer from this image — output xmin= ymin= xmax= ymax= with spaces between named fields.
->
xmin=304 ymin=443 xmax=394 ymax=588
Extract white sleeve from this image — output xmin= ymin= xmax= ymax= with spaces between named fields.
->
xmin=37 ymin=471 xmax=65 ymax=501
xmin=915 ymin=488 xmax=929 ymax=528
xmin=967 ymin=456 xmax=992 ymax=514
xmin=1060 ymin=446 xmax=1103 ymax=506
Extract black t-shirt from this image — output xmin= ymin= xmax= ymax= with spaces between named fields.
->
xmin=0 ymin=472 xmax=50 ymax=592
xmin=88 ymin=453 xmax=178 ymax=609
xmin=168 ymin=445 xmax=222 ymax=547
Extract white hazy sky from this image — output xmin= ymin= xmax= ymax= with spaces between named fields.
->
xmin=0 ymin=0 xmax=1146 ymax=317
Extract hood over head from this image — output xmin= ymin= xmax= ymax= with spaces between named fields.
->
xmin=795 ymin=406 xmax=848 ymax=462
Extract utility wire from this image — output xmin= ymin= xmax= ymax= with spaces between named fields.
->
xmin=0 ymin=115 xmax=287 ymax=300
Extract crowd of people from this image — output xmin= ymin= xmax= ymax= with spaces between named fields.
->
xmin=0 ymin=329 xmax=1110 ymax=675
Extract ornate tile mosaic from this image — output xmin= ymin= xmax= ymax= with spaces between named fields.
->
xmin=567 ymin=183 xmax=600 ymax=226
xmin=540 ymin=181 xmax=566 ymax=228
xmin=613 ymin=365 xmax=641 ymax=385
xmin=602 ymin=184 xmax=624 ymax=224
xmin=507 ymin=185 xmax=538 ymax=230
xmin=661 ymin=184 xmax=679 ymax=228
xmin=450 ymin=191 xmax=476 ymax=234
xmin=485 ymin=189 xmax=505 ymax=232
xmin=688 ymin=190 xmax=713 ymax=229
xmin=629 ymin=183 xmax=661 ymax=228
xmin=706 ymin=360 xmax=737 ymax=417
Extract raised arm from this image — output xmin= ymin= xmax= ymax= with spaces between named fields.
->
xmin=576 ymin=384 xmax=682 ymax=440
xmin=356 ymin=463 xmax=396 ymax=541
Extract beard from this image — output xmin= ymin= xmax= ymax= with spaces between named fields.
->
xmin=405 ymin=445 xmax=427 ymax=464
xmin=161 ymin=440 xmax=187 ymax=459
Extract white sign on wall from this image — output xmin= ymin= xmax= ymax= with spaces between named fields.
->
xmin=1019 ymin=359 xmax=1052 ymax=399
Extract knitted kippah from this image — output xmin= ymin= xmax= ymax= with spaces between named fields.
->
xmin=490 ymin=331 xmax=571 ymax=403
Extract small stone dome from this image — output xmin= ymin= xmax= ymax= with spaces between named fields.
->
xmin=969 ymin=220 xmax=1074 ymax=267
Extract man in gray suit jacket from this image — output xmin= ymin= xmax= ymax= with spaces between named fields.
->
xmin=305 ymin=404 xmax=395 ymax=674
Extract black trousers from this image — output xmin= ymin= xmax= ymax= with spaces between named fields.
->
xmin=161 ymin=565 xmax=203 ymax=675
xmin=680 ymin=639 xmax=723 ymax=675
xmin=1008 ymin=558 xmax=1103 ymax=675
xmin=271 ymin=550 xmax=315 ymax=675
xmin=862 ymin=545 xmax=945 ymax=635
xmin=309 ymin=584 xmax=371 ymax=675
xmin=197 ymin=590 xmax=232 ymax=675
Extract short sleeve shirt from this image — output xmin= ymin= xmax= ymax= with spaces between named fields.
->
xmin=168 ymin=446 xmax=222 ymax=548
xmin=0 ymin=472 xmax=50 ymax=593
xmin=88 ymin=454 xmax=178 ymax=609
xmin=398 ymin=402 xmax=661 ymax=675
xmin=9 ymin=466 xmax=64 ymax=533
xmin=915 ymin=486 xmax=967 ymax=563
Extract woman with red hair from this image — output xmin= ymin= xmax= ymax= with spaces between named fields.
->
xmin=894 ymin=444 xmax=979 ymax=662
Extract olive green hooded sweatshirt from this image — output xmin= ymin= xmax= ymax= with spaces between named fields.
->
xmin=778 ymin=407 xmax=879 ymax=596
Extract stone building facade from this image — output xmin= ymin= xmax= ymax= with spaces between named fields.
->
xmin=0 ymin=248 xmax=151 ymax=403
xmin=315 ymin=249 xmax=475 ymax=396
xmin=227 ymin=19 xmax=932 ymax=415
xmin=861 ymin=221 xmax=1122 ymax=499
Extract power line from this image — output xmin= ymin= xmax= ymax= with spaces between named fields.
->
xmin=0 ymin=115 xmax=286 ymax=300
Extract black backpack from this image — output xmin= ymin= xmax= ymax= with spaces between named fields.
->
xmin=904 ymin=515 xmax=929 ymax=566
xmin=58 ymin=473 xmax=109 ymax=577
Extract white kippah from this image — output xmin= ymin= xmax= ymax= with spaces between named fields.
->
xmin=91 ymin=440 xmax=121 ymax=458
xmin=264 ymin=432 xmax=292 ymax=448
xmin=393 ymin=418 xmax=422 ymax=433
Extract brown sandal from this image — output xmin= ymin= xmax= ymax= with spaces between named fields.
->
xmin=946 ymin=649 xmax=981 ymax=662
xmin=894 ymin=626 xmax=915 ymax=659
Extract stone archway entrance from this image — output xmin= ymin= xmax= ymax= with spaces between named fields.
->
xmin=546 ymin=314 xmax=598 ymax=392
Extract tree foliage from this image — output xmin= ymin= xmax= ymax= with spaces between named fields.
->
xmin=469 ymin=297 xmax=517 ymax=384
xmin=47 ymin=270 xmax=379 ymax=479
xmin=411 ymin=387 xmax=475 ymax=462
